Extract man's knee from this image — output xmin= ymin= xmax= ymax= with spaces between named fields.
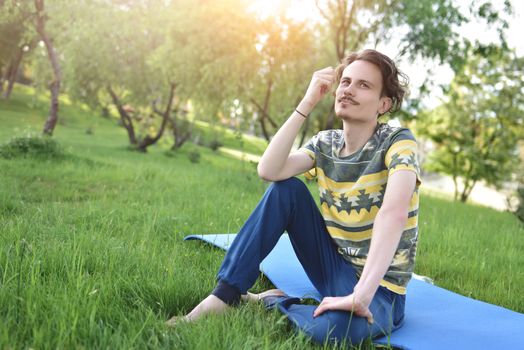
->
xmin=305 ymin=310 xmax=373 ymax=346
xmin=268 ymin=177 xmax=309 ymax=196
xmin=331 ymin=314 xmax=371 ymax=345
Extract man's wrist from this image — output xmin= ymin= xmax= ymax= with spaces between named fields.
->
xmin=352 ymin=284 xmax=374 ymax=307
xmin=297 ymin=99 xmax=315 ymax=116
xmin=294 ymin=109 xmax=308 ymax=119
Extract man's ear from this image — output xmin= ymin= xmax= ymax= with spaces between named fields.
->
xmin=378 ymin=97 xmax=392 ymax=115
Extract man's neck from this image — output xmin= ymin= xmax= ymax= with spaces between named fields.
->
xmin=339 ymin=119 xmax=378 ymax=157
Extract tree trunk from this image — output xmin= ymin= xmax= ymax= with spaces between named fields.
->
xmin=460 ymin=189 xmax=468 ymax=203
xmin=452 ymin=175 xmax=459 ymax=201
xmin=451 ymin=152 xmax=459 ymax=201
xmin=459 ymin=156 xmax=476 ymax=202
xmin=324 ymin=101 xmax=336 ymax=130
xmin=460 ymin=180 xmax=477 ymax=203
xmin=250 ymin=79 xmax=275 ymax=142
xmin=250 ymin=98 xmax=271 ymax=141
xmin=2 ymin=47 xmax=25 ymax=99
xmin=258 ymin=116 xmax=270 ymax=142
xmin=35 ymin=0 xmax=62 ymax=136
xmin=261 ymin=79 xmax=277 ymax=128
xmin=0 ymin=64 xmax=4 ymax=95
xmin=140 ymin=82 xmax=176 ymax=152
xmin=107 ymin=86 xmax=137 ymax=145
xmin=169 ymin=101 xmax=192 ymax=150
xmin=171 ymin=116 xmax=192 ymax=150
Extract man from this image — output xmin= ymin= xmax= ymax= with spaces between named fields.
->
xmin=168 ymin=49 xmax=421 ymax=345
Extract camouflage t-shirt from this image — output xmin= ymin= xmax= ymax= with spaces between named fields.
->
xmin=299 ymin=123 xmax=421 ymax=294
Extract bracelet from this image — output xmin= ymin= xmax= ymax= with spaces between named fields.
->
xmin=295 ymin=109 xmax=308 ymax=119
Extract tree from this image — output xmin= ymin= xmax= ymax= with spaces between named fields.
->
xmin=242 ymin=16 xmax=317 ymax=141
xmin=0 ymin=1 xmax=37 ymax=99
xmin=149 ymin=0 xmax=260 ymax=147
xmin=1 ymin=0 xmax=64 ymax=134
xmin=417 ymin=47 xmax=524 ymax=202
xmin=59 ymin=1 xmax=179 ymax=151
xmin=62 ymin=0 xmax=259 ymax=151
xmin=34 ymin=0 xmax=62 ymax=135
xmin=106 ymin=83 xmax=174 ymax=153
xmin=314 ymin=0 xmax=511 ymax=129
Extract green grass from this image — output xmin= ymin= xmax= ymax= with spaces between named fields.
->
xmin=192 ymin=119 xmax=268 ymax=156
xmin=0 ymin=85 xmax=523 ymax=349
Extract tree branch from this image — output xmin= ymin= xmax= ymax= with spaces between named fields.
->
xmin=107 ymin=85 xmax=137 ymax=145
xmin=138 ymin=82 xmax=176 ymax=151
xmin=315 ymin=0 xmax=330 ymax=20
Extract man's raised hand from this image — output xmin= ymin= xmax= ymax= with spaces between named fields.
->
xmin=301 ymin=67 xmax=335 ymax=111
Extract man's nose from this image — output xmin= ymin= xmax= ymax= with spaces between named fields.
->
xmin=343 ymin=83 xmax=355 ymax=96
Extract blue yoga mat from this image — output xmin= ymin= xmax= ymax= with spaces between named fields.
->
xmin=184 ymin=233 xmax=524 ymax=349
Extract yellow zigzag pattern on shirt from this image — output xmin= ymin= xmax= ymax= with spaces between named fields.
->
xmin=385 ymin=139 xmax=417 ymax=168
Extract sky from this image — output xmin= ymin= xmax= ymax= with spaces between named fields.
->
xmin=254 ymin=0 xmax=524 ymax=55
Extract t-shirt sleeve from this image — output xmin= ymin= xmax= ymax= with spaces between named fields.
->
xmin=298 ymin=133 xmax=319 ymax=179
xmin=384 ymin=129 xmax=422 ymax=186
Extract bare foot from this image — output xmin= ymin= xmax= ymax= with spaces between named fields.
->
xmin=165 ymin=295 xmax=229 ymax=327
xmin=242 ymin=289 xmax=286 ymax=303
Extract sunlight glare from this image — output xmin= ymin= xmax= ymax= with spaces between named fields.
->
xmin=247 ymin=0 xmax=317 ymax=21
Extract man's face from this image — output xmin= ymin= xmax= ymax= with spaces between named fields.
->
xmin=334 ymin=60 xmax=391 ymax=122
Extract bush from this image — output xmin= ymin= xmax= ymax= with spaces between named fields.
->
xmin=163 ymin=149 xmax=177 ymax=158
xmin=187 ymin=148 xmax=201 ymax=163
xmin=0 ymin=134 xmax=64 ymax=159
xmin=208 ymin=139 xmax=223 ymax=151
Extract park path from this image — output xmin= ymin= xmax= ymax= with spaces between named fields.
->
xmin=420 ymin=173 xmax=513 ymax=211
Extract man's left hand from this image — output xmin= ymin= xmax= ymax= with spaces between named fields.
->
xmin=312 ymin=293 xmax=374 ymax=324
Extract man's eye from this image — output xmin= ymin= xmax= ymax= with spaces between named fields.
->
xmin=360 ymin=82 xmax=369 ymax=88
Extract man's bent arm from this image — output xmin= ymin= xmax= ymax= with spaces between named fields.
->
xmin=257 ymin=67 xmax=334 ymax=181
xmin=257 ymin=105 xmax=313 ymax=182
xmin=353 ymin=170 xmax=417 ymax=306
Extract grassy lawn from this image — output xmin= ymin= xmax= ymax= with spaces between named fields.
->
xmin=1 ymin=86 xmax=523 ymax=349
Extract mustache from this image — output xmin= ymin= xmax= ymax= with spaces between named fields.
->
xmin=338 ymin=95 xmax=360 ymax=105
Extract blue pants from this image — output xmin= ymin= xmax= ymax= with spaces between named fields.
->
xmin=216 ymin=177 xmax=405 ymax=345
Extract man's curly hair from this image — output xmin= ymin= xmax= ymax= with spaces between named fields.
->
xmin=335 ymin=49 xmax=409 ymax=115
